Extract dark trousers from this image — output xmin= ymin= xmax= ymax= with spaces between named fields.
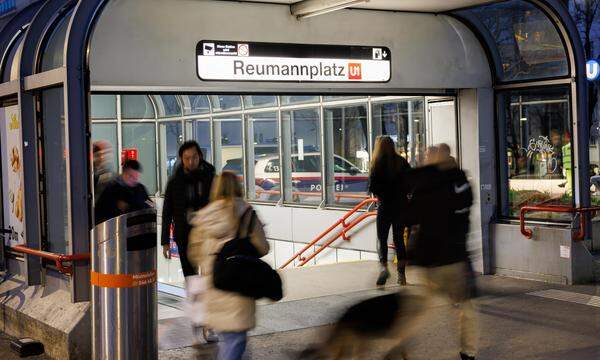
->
xmin=175 ymin=238 xmax=197 ymax=277
xmin=376 ymin=209 xmax=407 ymax=265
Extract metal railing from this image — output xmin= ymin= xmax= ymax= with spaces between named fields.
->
xmin=10 ymin=245 xmax=90 ymax=275
xmin=520 ymin=205 xmax=600 ymax=241
xmin=279 ymin=197 xmax=378 ymax=269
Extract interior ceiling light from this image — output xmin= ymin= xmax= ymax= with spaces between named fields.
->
xmin=291 ymin=0 xmax=370 ymax=20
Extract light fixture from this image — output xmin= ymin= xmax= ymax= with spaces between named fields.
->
xmin=292 ymin=0 xmax=370 ymax=20
xmin=520 ymin=117 xmax=528 ymax=122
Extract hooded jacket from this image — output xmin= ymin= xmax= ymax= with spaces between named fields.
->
xmin=187 ymin=198 xmax=269 ymax=332
xmin=160 ymin=161 xmax=215 ymax=246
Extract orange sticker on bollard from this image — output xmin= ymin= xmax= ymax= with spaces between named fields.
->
xmin=90 ymin=270 xmax=156 ymax=288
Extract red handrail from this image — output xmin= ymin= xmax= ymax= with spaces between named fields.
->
xmin=254 ymin=189 xmax=370 ymax=200
xmin=520 ymin=205 xmax=600 ymax=241
xmin=10 ymin=245 xmax=90 ymax=275
xmin=279 ymin=197 xmax=378 ymax=269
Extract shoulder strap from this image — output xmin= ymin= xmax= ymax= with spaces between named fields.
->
xmin=235 ymin=207 xmax=255 ymax=239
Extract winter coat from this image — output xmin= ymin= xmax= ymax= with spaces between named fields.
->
xmin=368 ymin=155 xmax=411 ymax=214
xmin=405 ymin=162 xmax=472 ymax=267
xmin=161 ymin=161 xmax=215 ymax=246
xmin=94 ymin=177 xmax=151 ymax=225
xmin=187 ymin=198 xmax=269 ymax=332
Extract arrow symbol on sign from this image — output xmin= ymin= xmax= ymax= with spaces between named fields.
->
xmin=383 ymin=51 xmax=388 ymax=58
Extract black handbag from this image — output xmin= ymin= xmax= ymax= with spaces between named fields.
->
xmin=213 ymin=207 xmax=283 ymax=301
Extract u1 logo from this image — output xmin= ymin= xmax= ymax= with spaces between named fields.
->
xmin=587 ymin=60 xmax=599 ymax=81
xmin=348 ymin=63 xmax=362 ymax=80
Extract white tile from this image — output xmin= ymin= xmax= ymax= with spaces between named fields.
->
xmin=361 ymin=251 xmax=379 ymax=261
xmin=261 ymin=240 xmax=276 ymax=267
xmin=274 ymin=240 xmax=295 ymax=268
xmin=314 ymin=245 xmax=337 ymax=266
xmin=337 ymin=248 xmax=360 ymax=263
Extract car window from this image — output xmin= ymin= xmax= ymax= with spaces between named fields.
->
xmin=293 ymin=155 xmax=320 ymax=172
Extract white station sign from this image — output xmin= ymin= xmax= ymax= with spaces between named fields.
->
xmin=197 ymin=41 xmax=391 ymax=83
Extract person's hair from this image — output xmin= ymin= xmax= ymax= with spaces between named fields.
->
xmin=178 ymin=140 xmax=203 ymax=159
xmin=438 ymin=143 xmax=451 ymax=156
xmin=122 ymin=159 xmax=142 ymax=172
xmin=425 ymin=145 xmax=440 ymax=165
xmin=210 ymin=171 xmax=243 ymax=203
xmin=370 ymin=136 xmax=402 ymax=174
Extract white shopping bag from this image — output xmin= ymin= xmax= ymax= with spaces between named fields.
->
xmin=184 ymin=274 xmax=208 ymax=326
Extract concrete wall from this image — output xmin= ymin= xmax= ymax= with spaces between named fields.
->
xmin=90 ymin=0 xmax=491 ymax=91
xmin=492 ymin=223 xmax=594 ymax=284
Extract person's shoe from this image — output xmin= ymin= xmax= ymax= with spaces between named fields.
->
xmin=460 ymin=353 xmax=475 ymax=360
xmin=376 ymin=267 xmax=390 ymax=286
xmin=397 ymin=265 xmax=407 ymax=286
xmin=202 ymin=327 xmax=219 ymax=343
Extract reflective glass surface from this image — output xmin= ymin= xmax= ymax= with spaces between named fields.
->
xmin=122 ymin=95 xmax=155 ymax=119
xmin=91 ymin=95 xmax=117 ymax=119
xmin=122 ymin=123 xmax=157 ymax=194
xmin=40 ymin=9 xmax=74 ymax=72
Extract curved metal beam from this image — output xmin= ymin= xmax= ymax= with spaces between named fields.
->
xmin=64 ymin=0 xmax=108 ymax=302
xmin=19 ymin=0 xmax=71 ymax=287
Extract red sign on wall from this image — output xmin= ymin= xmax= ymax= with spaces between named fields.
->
xmin=121 ymin=148 xmax=138 ymax=164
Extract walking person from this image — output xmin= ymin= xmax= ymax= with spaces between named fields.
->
xmin=368 ymin=136 xmax=411 ymax=286
xmin=406 ymin=144 xmax=478 ymax=360
xmin=94 ymin=159 xmax=153 ymax=225
xmin=92 ymin=140 xmax=114 ymax=201
xmin=160 ymin=140 xmax=216 ymax=341
xmin=187 ymin=171 xmax=270 ymax=360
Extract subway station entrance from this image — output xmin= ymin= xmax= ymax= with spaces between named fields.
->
xmin=0 ymin=0 xmax=596 ymax=358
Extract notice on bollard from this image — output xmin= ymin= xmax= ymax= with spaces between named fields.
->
xmin=90 ymin=270 xmax=157 ymax=288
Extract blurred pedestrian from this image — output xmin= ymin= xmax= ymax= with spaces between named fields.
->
xmin=160 ymin=141 xmax=216 ymax=342
xmin=406 ymin=144 xmax=478 ymax=360
xmin=368 ymin=136 xmax=411 ymax=286
xmin=94 ymin=159 xmax=153 ymax=225
xmin=92 ymin=140 xmax=114 ymax=200
xmin=187 ymin=171 xmax=269 ymax=360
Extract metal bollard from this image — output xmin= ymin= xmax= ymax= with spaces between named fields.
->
xmin=92 ymin=209 xmax=158 ymax=360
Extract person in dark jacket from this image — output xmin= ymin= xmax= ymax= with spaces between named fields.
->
xmin=94 ymin=160 xmax=152 ymax=225
xmin=405 ymin=144 xmax=477 ymax=360
xmin=161 ymin=141 xmax=215 ymax=276
xmin=161 ymin=141 xmax=216 ymax=343
xmin=368 ymin=136 xmax=411 ymax=286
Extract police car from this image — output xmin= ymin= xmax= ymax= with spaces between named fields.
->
xmin=250 ymin=153 xmax=369 ymax=202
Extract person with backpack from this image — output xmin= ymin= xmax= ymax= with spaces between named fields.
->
xmin=187 ymin=171 xmax=270 ymax=360
xmin=368 ymin=136 xmax=411 ymax=286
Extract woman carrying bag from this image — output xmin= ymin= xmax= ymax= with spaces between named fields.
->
xmin=188 ymin=171 xmax=271 ymax=360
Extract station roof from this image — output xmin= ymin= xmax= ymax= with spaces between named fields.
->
xmin=238 ymin=0 xmax=497 ymax=13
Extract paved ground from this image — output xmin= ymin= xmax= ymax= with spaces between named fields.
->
xmin=158 ymin=263 xmax=600 ymax=360
xmin=0 ymin=332 xmax=49 ymax=360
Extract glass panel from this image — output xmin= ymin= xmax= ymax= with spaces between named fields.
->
xmin=246 ymin=112 xmax=280 ymax=202
xmin=191 ymin=120 xmax=212 ymax=162
xmin=209 ymin=95 xmax=241 ymax=112
xmin=214 ymin=117 xmax=244 ymax=186
xmin=243 ymin=96 xmax=277 ymax=109
xmin=40 ymin=9 xmax=74 ymax=72
xmin=280 ymin=96 xmax=319 ymax=105
xmin=159 ymin=122 xmax=183 ymax=193
xmin=2 ymin=31 xmax=23 ymax=83
xmin=465 ymin=0 xmax=568 ymax=82
xmin=154 ymin=95 xmax=182 ymax=118
xmin=91 ymin=95 xmax=117 ymax=119
xmin=324 ymin=105 xmax=369 ymax=206
xmin=121 ymin=95 xmax=155 ymax=119
xmin=373 ymin=99 xmax=426 ymax=167
xmin=183 ymin=95 xmax=210 ymax=115
xmin=41 ymin=87 xmax=68 ymax=253
xmin=323 ymin=96 xmax=364 ymax=101
xmin=282 ymin=108 xmax=322 ymax=204
xmin=122 ymin=123 xmax=157 ymax=194
xmin=91 ymin=123 xmax=118 ymax=175
xmin=498 ymin=87 xmax=571 ymax=219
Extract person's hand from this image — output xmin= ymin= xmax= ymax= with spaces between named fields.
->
xmin=162 ymin=244 xmax=171 ymax=259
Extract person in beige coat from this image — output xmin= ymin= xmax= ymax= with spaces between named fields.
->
xmin=188 ymin=171 xmax=269 ymax=360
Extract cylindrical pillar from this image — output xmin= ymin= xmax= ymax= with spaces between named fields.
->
xmin=92 ymin=209 xmax=158 ymax=360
